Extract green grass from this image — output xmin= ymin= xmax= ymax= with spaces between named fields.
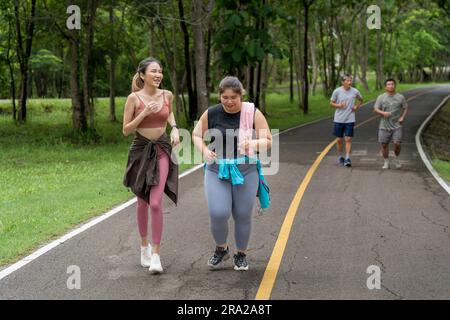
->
xmin=0 ymin=145 xmax=130 ymax=261
xmin=0 ymin=80 xmax=445 ymax=266
xmin=432 ymin=159 xmax=450 ymax=182
xmin=424 ymin=99 xmax=450 ymax=184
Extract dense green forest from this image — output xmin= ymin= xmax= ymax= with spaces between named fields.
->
xmin=0 ymin=0 xmax=449 ymax=129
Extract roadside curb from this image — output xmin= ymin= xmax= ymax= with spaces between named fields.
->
xmin=415 ymin=94 xmax=450 ymax=195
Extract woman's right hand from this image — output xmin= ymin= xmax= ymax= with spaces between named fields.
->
xmin=143 ymin=102 xmax=160 ymax=116
xmin=203 ymin=148 xmax=216 ymax=163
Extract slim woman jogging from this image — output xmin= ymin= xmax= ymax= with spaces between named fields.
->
xmin=122 ymin=57 xmax=180 ymax=274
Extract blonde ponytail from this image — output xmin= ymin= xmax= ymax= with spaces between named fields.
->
xmin=132 ymin=73 xmax=144 ymax=92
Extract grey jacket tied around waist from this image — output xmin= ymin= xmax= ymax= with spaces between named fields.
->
xmin=123 ymin=131 xmax=178 ymax=205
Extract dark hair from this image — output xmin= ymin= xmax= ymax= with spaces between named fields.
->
xmin=341 ymin=73 xmax=353 ymax=82
xmin=384 ymin=78 xmax=396 ymax=86
xmin=131 ymin=57 xmax=162 ymax=92
xmin=218 ymin=76 xmax=247 ymax=97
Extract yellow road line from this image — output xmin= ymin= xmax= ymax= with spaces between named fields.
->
xmin=255 ymin=140 xmax=335 ymax=300
xmin=255 ymin=89 xmax=433 ymax=300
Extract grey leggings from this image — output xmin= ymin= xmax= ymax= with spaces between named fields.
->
xmin=204 ymin=167 xmax=259 ymax=251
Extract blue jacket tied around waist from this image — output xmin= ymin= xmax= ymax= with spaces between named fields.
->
xmin=214 ymin=156 xmax=270 ymax=209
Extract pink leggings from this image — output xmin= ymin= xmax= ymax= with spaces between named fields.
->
xmin=136 ymin=146 xmax=169 ymax=245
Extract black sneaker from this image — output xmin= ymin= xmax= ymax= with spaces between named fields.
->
xmin=207 ymin=246 xmax=230 ymax=269
xmin=344 ymin=158 xmax=352 ymax=167
xmin=233 ymin=252 xmax=249 ymax=271
xmin=338 ymin=156 xmax=345 ymax=166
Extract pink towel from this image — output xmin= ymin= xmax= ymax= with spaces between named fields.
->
xmin=239 ymin=102 xmax=255 ymax=156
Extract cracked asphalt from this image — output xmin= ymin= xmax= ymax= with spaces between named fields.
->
xmin=0 ymin=85 xmax=449 ymax=300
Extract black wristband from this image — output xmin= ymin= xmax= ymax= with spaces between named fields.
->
xmin=171 ymin=124 xmax=178 ymax=129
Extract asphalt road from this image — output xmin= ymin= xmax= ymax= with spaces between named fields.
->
xmin=1 ymin=85 xmax=449 ymax=300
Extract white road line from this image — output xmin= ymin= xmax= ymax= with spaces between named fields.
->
xmin=0 ymin=197 xmax=137 ymax=280
xmin=352 ymin=150 xmax=368 ymax=156
xmin=415 ymin=94 xmax=450 ymax=195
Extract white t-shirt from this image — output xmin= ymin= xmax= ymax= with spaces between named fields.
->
xmin=330 ymin=86 xmax=363 ymax=123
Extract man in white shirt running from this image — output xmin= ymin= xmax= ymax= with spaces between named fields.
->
xmin=330 ymin=74 xmax=364 ymax=167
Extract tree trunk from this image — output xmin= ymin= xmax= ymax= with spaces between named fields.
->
xmin=309 ymin=27 xmax=318 ymax=96
xmin=295 ymin=10 xmax=303 ymax=110
xmin=376 ymin=27 xmax=383 ymax=89
xmin=108 ymin=5 xmax=117 ymax=122
xmin=14 ymin=0 xmax=37 ymax=123
xmin=206 ymin=24 xmax=212 ymax=101
xmin=289 ymin=27 xmax=294 ymax=102
xmin=28 ymin=71 xmax=33 ymax=98
xmin=329 ymin=15 xmax=337 ymax=93
xmin=153 ymin=0 xmax=181 ymax=115
xmin=248 ymin=66 xmax=255 ymax=103
xmin=109 ymin=56 xmax=117 ymax=122
xmin=318 ymin=20 xmax=329 ymax=98
xmin=438 ymin=65 xmax=444 ymax=81
xmin=260 ymin=54 xmax=270 ymax=115
xmin=358 ymin=13 xmax=369 ymax=91
xmin=294 ymin=52 xmax=302 ymax=109
xmin=70 ymin=31 xmax=86 ymax=132
xmin=192 ymin=0 xmax=210 ymax=115
xmin=170 ymin=0 xmax=182 ymax=114
xmin=254 ymin=0 xmax=265 ymax=109
xmin=206 ymin=0 xmax=214 ymax=103
xmin=178 ymin=0 xmax=197 ymax=122
xmin=255 ymin=61 xmax=262 ymax=109
xmin=352 ymin=40 xmax=359 ymax=88
xmin=180 ymin=70 xmax=189 ymax=121
xmin=148 ymin=16 xmax=156 ymax=57
xmin=302 ymin=0 xmax=314 ymax=114
xmin=347 ymin=27 xmax=354 ymax=77
xmin=6 ymin=19 xmax=17 ymax=120
xmin=431 ymin=65 xmax=437 ymax=82
xmin=335 ymin=16 xmax=347 ymax=76
xmin=82 ymin=0 xmax=98 ymax=131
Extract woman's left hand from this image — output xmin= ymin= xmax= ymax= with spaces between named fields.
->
xmin=170 ymin=128 xmax=180 ymax=147
xmin=238 ymin=139 xmax=257 ymax=154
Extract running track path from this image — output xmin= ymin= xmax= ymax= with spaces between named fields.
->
xmin=0 ymin=86 xmax=449 ymax=299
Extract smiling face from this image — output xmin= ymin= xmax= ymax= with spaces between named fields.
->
xmin=220 ymin=88 xmax=242 ymax=112
xmin=141 ymin=62 xmax=163 ymax=88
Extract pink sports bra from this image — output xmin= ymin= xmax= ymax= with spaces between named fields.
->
xmin=133 ymin=91 xmax=171 ymax=128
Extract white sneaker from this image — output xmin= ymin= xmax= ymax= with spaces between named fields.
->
xmin=382 ymin=160 xmax=389 ymax=169
xmin=140 ymin=244 xmax=152 ymax=267
xmin=392 ymin=158 xmax=402 ymax=168
xmin=149 ymin=254 xmax=163 ymax=274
